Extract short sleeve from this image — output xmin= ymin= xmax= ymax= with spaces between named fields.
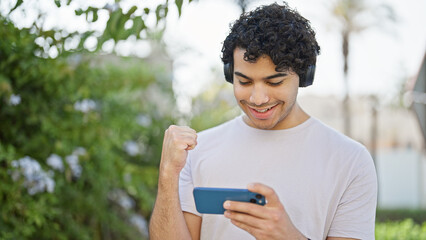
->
xmin=328 ymin=148 xmax=378 ymax=240
xmin=179 ymin=154 xmax=201 ymax=216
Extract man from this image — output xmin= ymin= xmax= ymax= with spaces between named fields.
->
xmin=149 ymin=2 xmax=377 ymax=240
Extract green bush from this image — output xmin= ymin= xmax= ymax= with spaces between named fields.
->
xmin=0 ymin=15 xmax=176 ymax=239
xmin=189 ymin=81 xmax=240 ymax=132
xmin=376 ymin=219 xmax=426 ymax=239
xmin=377 ymin=209 xmax=426 ymax=224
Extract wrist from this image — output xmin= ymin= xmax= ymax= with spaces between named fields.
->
xmin=286 ymin=224 xmax=308 ymax=240
xmin=158 ymin=165 xmax=181 ymax=188
xmin=159 ymin=163 xmax=180 ymax=179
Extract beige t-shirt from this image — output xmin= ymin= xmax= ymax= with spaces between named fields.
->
xmin=179 ymin=116 xmax=377 ymax=240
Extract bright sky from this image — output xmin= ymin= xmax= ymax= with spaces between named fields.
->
xmin=2 ymin=0 xmax=425 ymax=109
xmin=163 ymin=0 xmax=426 ymax=107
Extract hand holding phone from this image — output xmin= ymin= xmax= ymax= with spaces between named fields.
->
xmin=193 ymin=187 xmax=266 ymax=214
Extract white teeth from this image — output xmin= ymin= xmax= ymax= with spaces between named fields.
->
xmin=255 ymin=107 xmax=271 ymax=113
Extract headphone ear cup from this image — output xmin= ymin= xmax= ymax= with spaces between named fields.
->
xmin=300 ymin=65 xmax=315 ymax=87
xmin=224 ymin=63 xmax=234 ymax=83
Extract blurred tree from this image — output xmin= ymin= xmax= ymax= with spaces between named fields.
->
xmin=330 ymin=0 xmax=396 ymax=137
xmin=0 ymin=0 xmax=195 ymax=239
xmin=375 ymin=219 xmax=426 ymax=239
xmin=4 ymin=0 xmax=195 ymax=56
xmin=190 ymin=81 xmax=240 ymax=132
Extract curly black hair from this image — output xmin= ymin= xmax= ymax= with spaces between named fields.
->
xmin=221 ymin=2 xmax=320 ymax=86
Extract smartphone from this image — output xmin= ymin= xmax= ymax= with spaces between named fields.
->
xmin=193 ymin=187 xmax=266 ymax=214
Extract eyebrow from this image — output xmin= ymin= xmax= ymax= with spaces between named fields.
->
xmin=234 ymin=71 xmax=288 ymax=80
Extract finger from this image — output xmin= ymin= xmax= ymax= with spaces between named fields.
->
xmin=247 ymin=183 xmax=280 ymax=206
xmin=181 ymin=131 xmax=197 ymax=150
xmin=223 ymin=201 xmax=270 ymax=219
xmin=181 ymin=133 xmax=197 ymax=150
xmin=224 ymin=210 xmax=266 ymax=229
xmin=165 ymin=126 xmax=198 ymax=150
xmin=174 ymin=135 xmax=197 ymax=150
xmin=185 ymin=140 xmax=197 ymax=150
xmin=176 ymin=129 xmax=197 ymax=145
xmin=167 ymin=125 xmax=197 ymax=138
xmin=180 ymin=125 xmax=197 ymax=134
xmin=165 ymin=125 xmax=197 ymax=138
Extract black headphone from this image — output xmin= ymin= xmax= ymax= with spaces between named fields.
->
xmin=223 ymin=62 xmax=316 ymax=87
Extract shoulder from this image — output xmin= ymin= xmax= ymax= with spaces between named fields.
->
xmin=308 ymin=118 xmax=374 ymax=169
xmin=310 ymin=118 xmax=367 ymax=152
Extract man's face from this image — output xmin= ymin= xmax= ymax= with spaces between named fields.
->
xmin=233 ymin=48 xmax=304 ymax=130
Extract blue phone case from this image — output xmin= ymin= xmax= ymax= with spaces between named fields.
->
xmin=193 ymin=187 xmax=266 ymax=214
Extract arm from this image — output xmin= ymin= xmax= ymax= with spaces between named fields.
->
xmin=327 ymin=148 xmax=377 ymax=239
xmin=149 ymin=125 xmax=201 ymax=240
xmin=184 ymin=212 xmax=202 ymax=240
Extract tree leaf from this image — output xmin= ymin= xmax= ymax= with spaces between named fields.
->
xmin=155 ymin=4 xmax=164 ymax=25
xmin=75 ymin=9 xmax=84 ymax=16
xmin=54 ymin=0 xmax=61 ymax=8
xmin=175 ymin=0 xmax=183 ymax=17
xmin=131 ymin=17 xmax=146 ymax=38
xmin=87 ymin=7 xmax=99 ymax=22
xmin=127 ymin=6 xmax=137 ymax=16
xmin=92 ymin=10 xmax=98 ymax=22
xmin=104 ymin=9 xmax=123 ymax=41
xmin=9 ymin=0 xmax=23 ymax=14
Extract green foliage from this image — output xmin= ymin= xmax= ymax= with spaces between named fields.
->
xmin=189 ymin=82 xmax=240 ymax=132
xmin=377 ymin=209 xmax=426 ymax=224
xmin=7 ymin=0 xmax=195 ymax=55
xmin=375 ymin=219 xmax=426 ymax=239
xmin=0 ymin=0 xmax=198 ymax=238
xmin=0 ymin=13 xmax=177 ymax=239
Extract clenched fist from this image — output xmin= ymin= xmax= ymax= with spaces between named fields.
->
xmin=160 ymin=125 xmax=197 ymax=178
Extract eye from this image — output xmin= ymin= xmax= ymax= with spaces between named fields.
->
xmin=268 ymin=81 xmax=283 ymax=86
xmin=238 ymin=80 xmax=251 ymax=86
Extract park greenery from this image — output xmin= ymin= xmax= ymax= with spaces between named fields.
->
xmin=0 ymin=0 xmax=193 ymax=238
xmin=376 ymin=219 xmax=426 ymax=239
xmin=0 ymin=0 xmax=424 ymax=239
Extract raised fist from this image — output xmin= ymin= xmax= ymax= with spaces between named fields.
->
xmin=160 ymin=125 xmax=197 ymax=176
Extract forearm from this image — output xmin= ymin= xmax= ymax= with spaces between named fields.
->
xmin=149 ymin=172 xmax=192 ymax=240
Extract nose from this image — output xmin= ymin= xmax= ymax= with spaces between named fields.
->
xmin=249 ymin=84 xmax=270 ymax=106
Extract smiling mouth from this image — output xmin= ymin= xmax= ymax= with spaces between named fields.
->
xmin=251 ymin=106 xmax=275 ymax=113
xmin=240 ymin=100 xmax=282 ymax=119
xmin=246 ymin=105 xmax=276 ymax=120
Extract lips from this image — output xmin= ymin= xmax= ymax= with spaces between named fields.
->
xmin=252 ymin=106 xmax=274 ymax=113
xmin=248 ymin=104 xmax=277 ymax=119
